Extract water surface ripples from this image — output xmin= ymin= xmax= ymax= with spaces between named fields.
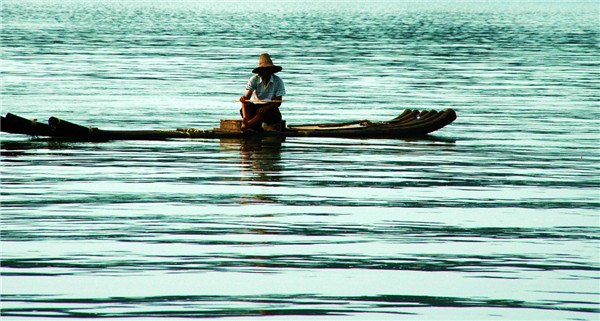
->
xmin=1 ymin=0 xmax=599 ymax=319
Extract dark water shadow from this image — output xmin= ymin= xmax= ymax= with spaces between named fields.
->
xmin=401 ymin=134 xmax=456 ymax=144
xmin=2 ymin=292 xmax=597 ymax=318
xmin=1 ymin=138 xmax=107 ymax=154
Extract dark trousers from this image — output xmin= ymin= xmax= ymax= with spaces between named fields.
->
xmin=240 ymin=103 xmax=282 ymax=125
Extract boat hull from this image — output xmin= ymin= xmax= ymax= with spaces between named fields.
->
xmin=1 ymin=109 xmax=456 ymax=141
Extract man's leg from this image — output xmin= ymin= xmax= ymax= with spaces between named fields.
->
xmin=245 ymin=112 xmax=264 ymax=129
xmin=241 ymin=103 xmax=257 ymax=131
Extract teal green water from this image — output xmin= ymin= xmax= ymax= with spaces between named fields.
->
xmin=1 ymin=0 xmax=599 ymax=319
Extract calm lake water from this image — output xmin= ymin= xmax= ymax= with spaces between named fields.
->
xmin=1 ymin=0 xmax=599 ymax=319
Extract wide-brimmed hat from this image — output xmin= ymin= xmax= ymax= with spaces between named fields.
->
xmin=252 ymin=53 xmax=282 ymax=73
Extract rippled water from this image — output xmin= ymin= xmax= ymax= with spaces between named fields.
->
xmin=1 ymin=0 xmax=599 ymax=319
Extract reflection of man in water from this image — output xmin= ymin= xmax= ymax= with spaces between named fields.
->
xmin=220 ymin=138 xmax=283 ymax=183
xmin=240 ymin=138 xmax=283 ymax=182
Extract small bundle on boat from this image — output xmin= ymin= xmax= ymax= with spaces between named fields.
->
xmin=0 ymin=108 xmax=456 ymax=141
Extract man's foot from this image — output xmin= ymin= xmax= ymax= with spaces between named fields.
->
xmin=239 ymin=120 xmax=252 ymax=133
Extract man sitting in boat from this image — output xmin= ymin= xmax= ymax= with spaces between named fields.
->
xmin=239 ymin=53 xmax=286 ymax=132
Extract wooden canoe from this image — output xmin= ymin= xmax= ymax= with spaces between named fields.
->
xmin=0 ymin=109 xmax=456 ymax=141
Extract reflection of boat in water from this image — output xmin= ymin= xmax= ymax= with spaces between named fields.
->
xmin=1 ymin=109 xmax=456 ymax=141
xmin=220 ymin=137 xmax=284 ymax=183
xmin=220 ymin=138 xmax=284 ymax=205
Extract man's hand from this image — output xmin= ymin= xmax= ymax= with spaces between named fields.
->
xmin=239 ymin=96 xmax=246 ymax=103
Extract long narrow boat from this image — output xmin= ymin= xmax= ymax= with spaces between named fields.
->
xmin=0 ymin=108 xmax=456 ymax=141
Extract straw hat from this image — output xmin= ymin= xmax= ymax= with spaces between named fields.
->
xmin=252 ymin=53 xmax=282 ymax=73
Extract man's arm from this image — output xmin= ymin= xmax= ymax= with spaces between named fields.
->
xmin=239 ymin=90 xmax=253 ymax=102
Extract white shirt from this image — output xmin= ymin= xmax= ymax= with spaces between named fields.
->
xmin=246 ymin=74 xmax=286 ymax=104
